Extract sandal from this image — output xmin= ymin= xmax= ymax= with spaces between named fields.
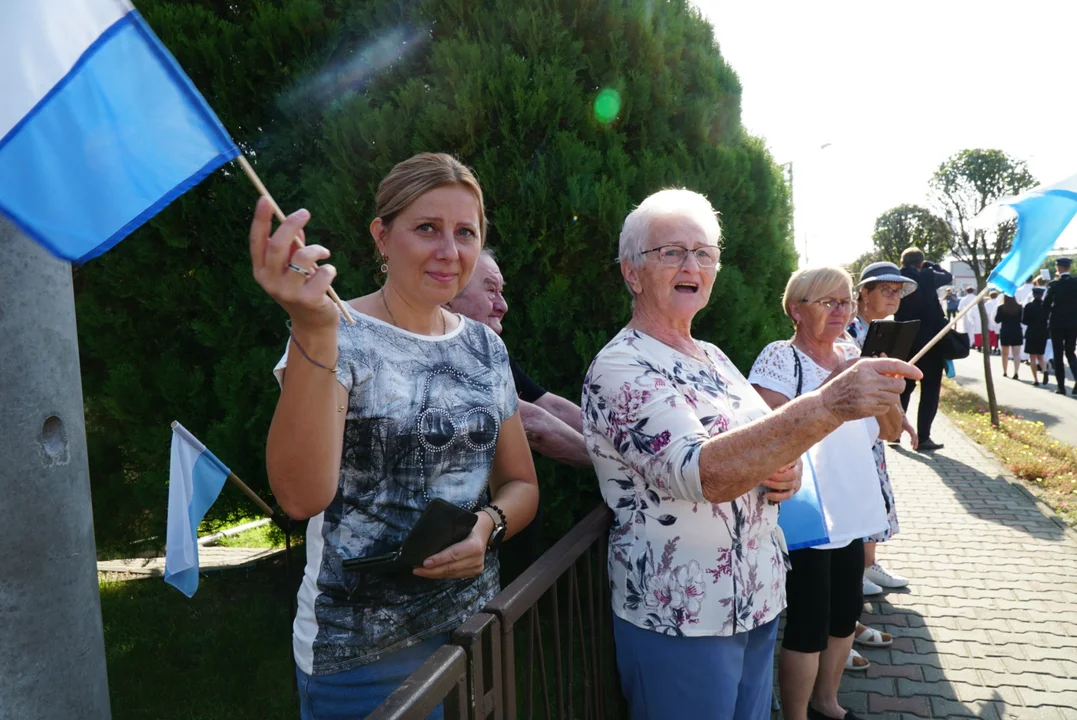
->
xmin=854 ymin=623 xmax=893 ymax=648
xmin=845 ymin=648 xmax=870 ymax=671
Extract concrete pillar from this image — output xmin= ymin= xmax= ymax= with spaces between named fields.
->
xmin=0 ymin=219 xmax=111 ymax=719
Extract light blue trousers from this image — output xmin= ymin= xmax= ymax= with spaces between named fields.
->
xmin=613 ymin=615 xmax=780 ymax=720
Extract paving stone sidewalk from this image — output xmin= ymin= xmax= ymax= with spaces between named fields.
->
xmin=835 ymin=408 xmax=1077 ymax=719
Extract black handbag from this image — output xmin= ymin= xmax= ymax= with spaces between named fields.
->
xmin=939 ymin=329 xmax=970 ymax=360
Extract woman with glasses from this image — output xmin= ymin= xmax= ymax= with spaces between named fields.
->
xmin=581 ymin=192 xmax=919 ymax=720
xmin=748 ymin=266 xmax=905 ymax=720
xmin=845 ymin=262 xmax=920 ymax=671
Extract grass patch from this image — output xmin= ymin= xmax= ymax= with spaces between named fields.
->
xmin=940 ymin=379 xmax=1077 ymax=526
xmin=216 ymin=522 xmax=287 ymax=549
xmin=101 ymin=558 xmax=300 ymax=720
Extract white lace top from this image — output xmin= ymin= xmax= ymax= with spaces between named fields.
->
xmin=746 ymin=340 xmax=858 ymax=400
xmin=747 ymin=341 xmax=887 ymax=549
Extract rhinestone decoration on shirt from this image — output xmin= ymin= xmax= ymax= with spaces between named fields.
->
xmin=416 ymin=366 xmax=499 ymax=509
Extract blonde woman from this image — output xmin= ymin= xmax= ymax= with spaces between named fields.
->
xmin=250 ymin=153 xmax=539 ymax=718
xmin=749 ymin=266 xmax=906 ymax=720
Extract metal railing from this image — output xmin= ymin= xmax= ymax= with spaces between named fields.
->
xmin=368 ymin=645 xmax=470 ymax=720
xmin=369 ymin=505 xmax=623 ymax=719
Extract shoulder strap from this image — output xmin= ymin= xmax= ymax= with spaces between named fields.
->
xmin=791 ymin=343 xmax=803 ymax=398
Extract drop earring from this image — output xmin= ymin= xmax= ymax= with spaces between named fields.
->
xmin=380 ymin=255 xmax=388 ymax=274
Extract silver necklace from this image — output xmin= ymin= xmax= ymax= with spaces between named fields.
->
xmin=792 ymin=337 xmax=837 ymax=370
xmin=381 ymin=288 xmax=445 ymax=335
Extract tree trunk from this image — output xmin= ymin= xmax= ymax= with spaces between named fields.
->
xmin=977 ymin=300 xmax=1000 ymax=427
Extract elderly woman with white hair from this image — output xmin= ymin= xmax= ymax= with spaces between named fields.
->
xmin=581 ymin=190 xmax=920 ymax=719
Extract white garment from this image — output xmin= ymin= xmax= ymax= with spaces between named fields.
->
xmin=747 ymin=341 xmax=888 ymax=549
xmin=985 ymin=298 xmax=1001 ymax=333
xmin=1015 ymin=283 xmax=1034 ymax=306
xmin=1017 ymin=284 xmax=1033 ymax=360
xmin=958 ymin=294 xmax=981 ymax=335
xmin=807 ymin=418 xmax=888 ymax=549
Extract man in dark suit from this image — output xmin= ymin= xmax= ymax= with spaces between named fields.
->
xmin=895 ymin=247 xmax=953 ymax=451
xmin=1043 ymin=257 xmax=1077 ymax=395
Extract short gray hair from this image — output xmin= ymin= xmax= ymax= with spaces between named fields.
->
xmin=618 ymin=189 xmax=722 ymax=270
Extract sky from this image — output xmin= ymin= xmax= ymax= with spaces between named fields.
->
xmin=693 ymin=0 xmax=1077 ymax=265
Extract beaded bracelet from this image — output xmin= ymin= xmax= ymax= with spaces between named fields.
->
xmin=484 ymin=503 xmax=507 ymax=526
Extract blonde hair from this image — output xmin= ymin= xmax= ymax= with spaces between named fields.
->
xmin=375 ymin=153 xmax=487 ymax=241
xmin=782 ymin=266 xmax=854 ymax=320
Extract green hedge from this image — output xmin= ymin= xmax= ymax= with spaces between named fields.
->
xmin=76 ymin=0 xmax=795 ymax=553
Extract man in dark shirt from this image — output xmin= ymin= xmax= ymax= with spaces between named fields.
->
xmin=446 ymin=248 xmax=591 ymax=585
xmin=895 ymin=247 xmax=953 ymax=451
xmin=1044 ymin=257 xmax=1077 ymax=395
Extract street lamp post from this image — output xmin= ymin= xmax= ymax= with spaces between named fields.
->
xmin=779 ymin=143 xmax=833 ymax=267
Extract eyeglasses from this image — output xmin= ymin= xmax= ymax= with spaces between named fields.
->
xmin=801 ymin=298 xmax=854 ymax=313
xmin=639 ymin=245 xmax=720 ymax=268
xmin=867 ymin=285 xmax=904 ymax=298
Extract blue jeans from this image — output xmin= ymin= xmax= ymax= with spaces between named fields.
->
xmin=613 ymin=615 xmax=780 ymax=720
xmin=296 ymin=634 xmax=448 ymax=720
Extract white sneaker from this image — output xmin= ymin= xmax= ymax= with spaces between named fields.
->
xmin=864 ymin=563 xmax=909 ymax=589
xmin=863 ymin=577 xmax=884 ymax=596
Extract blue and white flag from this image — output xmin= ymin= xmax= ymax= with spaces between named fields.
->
xmin=0 ymin=0 xmax=239 ymax=263
xmin=165 ymin=421 xmax=230 ymax=597
xmin=981 ymin=173 xmax=1077 ymax=296
xmin=776 ymin=453 xmax=830 ymax=551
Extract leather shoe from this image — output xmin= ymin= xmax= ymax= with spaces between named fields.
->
xmin=1056 ymin=388 xmax=1067 ymax=395
xmin=918 ymin=439 xmax=944 ymax=452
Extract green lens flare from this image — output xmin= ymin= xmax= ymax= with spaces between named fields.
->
xmin=593 ymin=88 xmax=621 ymax=124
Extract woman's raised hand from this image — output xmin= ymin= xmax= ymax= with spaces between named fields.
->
xmin=249 ymin=197 xmax=339 ymax=330
xmin=820 ymin=358 xmax=922 ymax=422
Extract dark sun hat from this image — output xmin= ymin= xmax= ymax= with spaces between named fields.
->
xmin=857 ymin=261 xmax=918 ymax=298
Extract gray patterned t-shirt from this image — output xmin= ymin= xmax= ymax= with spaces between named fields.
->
xmin=274 ymin=311 xmax=518 ymax=675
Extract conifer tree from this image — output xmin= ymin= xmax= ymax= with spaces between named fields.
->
xmin=76 ymin=0 xmax=795 ymax=550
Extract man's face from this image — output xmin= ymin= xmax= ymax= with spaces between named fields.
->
xmin=449 ymin=254 xmax=508 ymax=334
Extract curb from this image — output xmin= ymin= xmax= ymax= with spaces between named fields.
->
xmin=933 ymin=410 xmax=1077 ymax=544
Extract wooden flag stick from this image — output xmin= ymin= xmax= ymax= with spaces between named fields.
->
xmin=170 ymin=420 xmax=276 ymax=517
xmin=236 ymin=155 xmax=355 ymax=324
xmin=907 ymin=286 xmax=992 ymax=365
xmin=225 ymin=470 xmax=275 ymax=518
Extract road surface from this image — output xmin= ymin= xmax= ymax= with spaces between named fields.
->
xmin=949 ymin=351 xmax=1077 ymax=446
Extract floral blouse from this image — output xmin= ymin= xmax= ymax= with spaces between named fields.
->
xmin=581 ymin=329 xmax=786 ymax=637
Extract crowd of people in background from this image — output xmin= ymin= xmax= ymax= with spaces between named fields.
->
xmin=252 ymin=151 xmax=1077 ymax=720
xmin=943 ymin=256 xmax=1077 ymax=395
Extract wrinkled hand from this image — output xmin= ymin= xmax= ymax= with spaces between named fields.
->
xmin=413 ymin=513 xmax=492 ymax=580
xmin=820 ymin=357 xmax=922 ymax=422
xmin=249 ymin=197 xmax=339 ymax=330
xmin=762 ymin=458 xmax=802 ymax=503
xmin=518 ymin=400 xmax=549 ymax=444
xmin=901 ymin=414 xmax=919 ymax=450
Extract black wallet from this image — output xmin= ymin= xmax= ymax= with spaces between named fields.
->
xmin=341 ymin=498 xmax=478 ymax=574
